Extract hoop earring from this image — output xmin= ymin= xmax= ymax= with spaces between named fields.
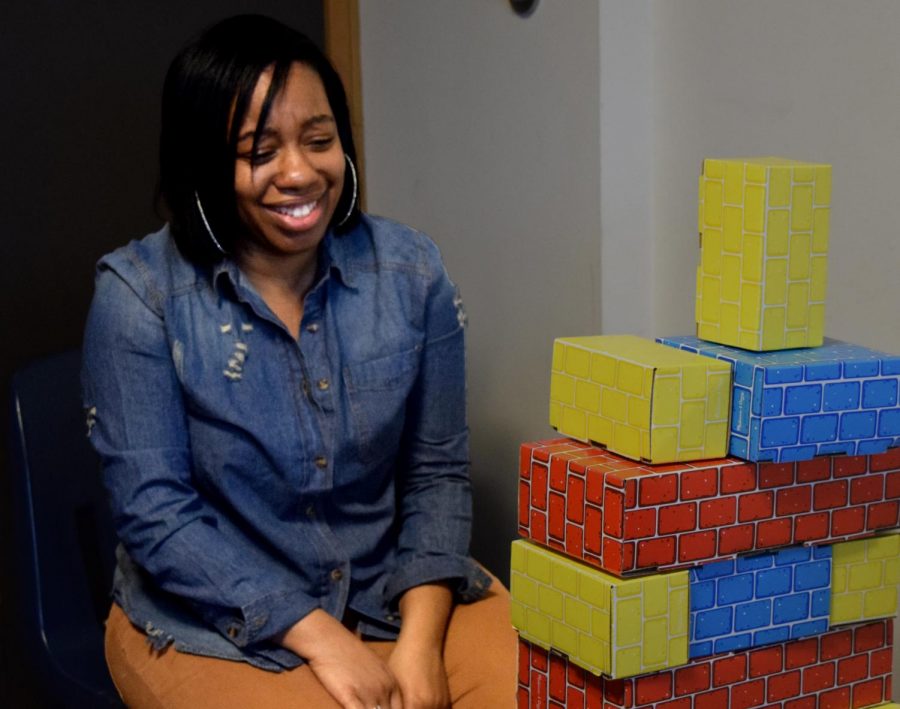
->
xmin=194 ymin=191 xmax=227 ymax=255
xmin=336 ymin=154 xmax=358 ymax=228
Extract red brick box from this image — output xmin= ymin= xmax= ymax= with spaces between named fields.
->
xmin=517 ymin=620 xmax=893 ymax=709
xmin=519 ymin=438 xmax=900 ymax=576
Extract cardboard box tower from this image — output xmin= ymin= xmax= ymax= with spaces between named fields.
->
xmin=513 ymin=158 xmax=900 ymax=709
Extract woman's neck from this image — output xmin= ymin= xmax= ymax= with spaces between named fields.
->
xmin=235 ymin=245 xmax=319 ymax=339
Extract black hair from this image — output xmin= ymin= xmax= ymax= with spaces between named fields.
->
xmin=158 ymin=14 xmax=360 ymax=263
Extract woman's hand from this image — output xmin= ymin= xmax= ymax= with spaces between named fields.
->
xmin=388 ymin=638 xmax=450 ymax=709
xmin=275 ymin=609 xmax=401 ymax=709
xmin=389 ymin=583 xmax=454 ymax=709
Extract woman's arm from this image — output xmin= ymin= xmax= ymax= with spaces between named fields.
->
xmin=389 ymin=583 xmax=453 ymax=709
xmin=83 ymin=267 xmax=317 ymax=647
xmin=384 ymin=239 xmax=491 ymax=606
xmin=382 ymin=238 xmax=492 ymax=706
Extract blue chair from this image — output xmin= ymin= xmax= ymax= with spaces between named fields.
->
xmin=8 ymin=350 xmax=122 ymax=707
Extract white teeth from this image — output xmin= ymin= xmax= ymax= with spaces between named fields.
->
xmin=274 ymin=201 xmax=316 ymax=218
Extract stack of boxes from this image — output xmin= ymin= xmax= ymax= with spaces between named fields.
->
xmin=512 ymin=158 xmax=900 ymax=708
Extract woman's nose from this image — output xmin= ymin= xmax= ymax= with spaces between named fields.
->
xmin=273 ymin=147 xmax=315 ymax=190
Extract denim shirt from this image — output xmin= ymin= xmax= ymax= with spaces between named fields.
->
xmin=81 ymin=214 xmax=489 ymax=670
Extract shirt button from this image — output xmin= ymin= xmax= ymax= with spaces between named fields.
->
xmin=306 ymin=323 xmax=319 ymax=333
xmin=330 ymin=568 xmax=344 ymax=582
xmin=317 ymin=378 xmax=330 ymax=391
xmin=305 ymin=504 xmax=316 ymax=519
xmin=315 ymin=456 xmax=328 ymax=469
xmin=226 ymin=625 xmax=240 ymax=639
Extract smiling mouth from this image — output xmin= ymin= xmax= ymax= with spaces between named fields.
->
xmin=270 ymin=200 xmax=318 ymax=219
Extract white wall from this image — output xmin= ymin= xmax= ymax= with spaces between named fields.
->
xmin=606 ymin=0 xmax=900 ymax=353
xmin=358 ymin=1 xmax=602 ymax=580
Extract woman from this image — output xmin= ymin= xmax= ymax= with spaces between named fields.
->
xmin=82 ymin=14 xmax=517 ymax=708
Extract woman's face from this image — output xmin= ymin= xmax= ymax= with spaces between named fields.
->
xmin=233 ymin=62 xmax=345 ymax=260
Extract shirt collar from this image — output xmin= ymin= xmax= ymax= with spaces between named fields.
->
xmin=210 ymin=228 xmax=357 ymax=296
xmin=321 ymin=229 xmax=357 ymax=289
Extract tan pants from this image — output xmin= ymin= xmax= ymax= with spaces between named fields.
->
xmin=105 ymin=576 xmax=518 ymax=708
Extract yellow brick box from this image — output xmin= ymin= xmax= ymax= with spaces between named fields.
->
xmin=510 ymin=539 xmax=689 ymax=679
xmin=549 ymin=335 xmax=731 ymax=463
xmin=697 ymin=157 xmax=831 ymax=351
xmin=830 ymin=531 xmax=900 ymax=626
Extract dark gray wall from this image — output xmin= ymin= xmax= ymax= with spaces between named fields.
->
xmin=1 ymin=3 xmax=323 ymax=704
xmin=1 ymin=1 xmax=323 ymax=379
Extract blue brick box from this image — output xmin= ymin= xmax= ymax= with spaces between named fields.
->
xmin=658 ymin=336 xmax=900 ymax=463
xmin=688 ymin=545 xmax=832 ymax=658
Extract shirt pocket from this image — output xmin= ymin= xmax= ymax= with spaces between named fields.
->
xmin=344 ymin=346 xmax=421 ymax=463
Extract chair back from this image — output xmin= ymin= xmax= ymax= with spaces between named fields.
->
xmin=9 ymin=349 xmax=121 ymax=706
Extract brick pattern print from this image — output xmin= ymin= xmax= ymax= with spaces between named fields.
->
xmin=519 ymin=620 xmax=893 ymax=709
xmin=830 ymin=531 xmax=900 ymax=626
xmin=688 ymin=545 xmax=832 ymax=658
xmin=519 ymin=438 xmax=900 ymax=576
xmin=510 ymin=539 xmax=689 ymax=679
xmin=696 ymin=157 xmax=831 ymax=352
xmin=515 ymin=157 xmax=900 ymax=709
xmin=549 ymin=335 xmax=730 ymax=463
xmin=659 ymin=336 xmax=900 ymax=463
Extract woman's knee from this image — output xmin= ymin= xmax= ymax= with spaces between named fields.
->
xmin=443 ymin=575 xmax=519 ymax=706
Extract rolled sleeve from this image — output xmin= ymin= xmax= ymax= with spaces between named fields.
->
xmin=385 ymin=239 xmax=489 ymax=606
xmin=208 ymin=582 xmax=318 ymax=648
xmin=385 ymin=553 xmax=491 ymax=606
xmin=83 ymin=267 xmax=316 ymax=647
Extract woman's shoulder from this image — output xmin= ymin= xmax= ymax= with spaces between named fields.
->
xmin=96 ymin=225 xmax=203 ymax=309
xmin=342 ymin=213 xmax=446 ymax=277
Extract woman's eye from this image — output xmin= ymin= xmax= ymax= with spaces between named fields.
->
xmin=308 ymin=136 xmax=335 ymax=150
xmin=249 ymin=150 xmax=275 ymax=165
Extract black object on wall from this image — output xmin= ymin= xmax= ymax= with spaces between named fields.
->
xmin=509 ymin=0 xmax=539 ymax=18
